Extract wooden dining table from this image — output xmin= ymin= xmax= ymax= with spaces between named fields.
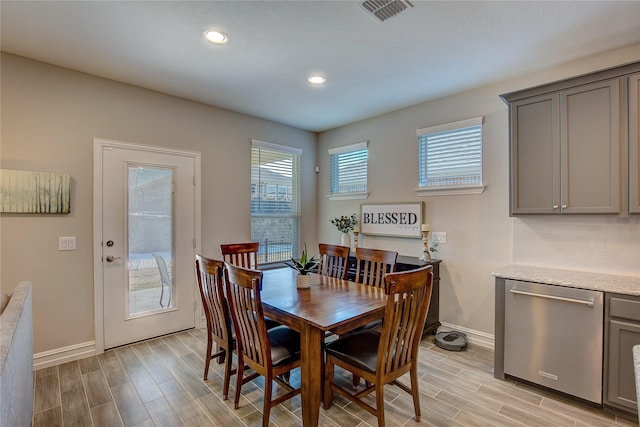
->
xmin=260 ymin=268 xmax=387 ymax=427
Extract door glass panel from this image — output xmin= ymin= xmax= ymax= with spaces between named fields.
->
xmin=127 ymin=165 xmax=174 ymax=317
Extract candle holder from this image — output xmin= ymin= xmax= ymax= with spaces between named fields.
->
xmin=420 ymin=230 xmax=431 ymax=262
xmin=353 ymin=230 xmax=359 ymax=249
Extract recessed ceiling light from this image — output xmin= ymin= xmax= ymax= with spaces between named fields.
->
xmin=307 ymin=75 xmax=326 ymax=85
xmin=204 ymin=30 xmax=228 ymax=44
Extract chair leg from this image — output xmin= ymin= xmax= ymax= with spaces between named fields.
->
xmin=352 ymin=374 xmax=361 ymax=389
xmin=203 ymin=335 xmax=213 ymax=380
xmin=410 ymin=366 xmax=421 ymax=421
xmin=323 ymin=356 xmax=334 ymax=409
xmin=375 ymin=382 xmax=386 ymax=427
xmin=159 ymin=283 xmax=165 ymax=307
xmin=216 ymin=344 xmax=226 ymax=364
xmin=262 ymin=376 xmax=273 ymax=427
xmin=222 ymin=348 xmax=233 ymax=400
xmin=234 ymin=354 xmax=245 ymax=409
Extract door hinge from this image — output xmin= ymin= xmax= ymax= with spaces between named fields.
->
xmin=193 ymin=238 xmax=196 ymax=249
xmin=193 ymin=175 xmax=196 ymax=186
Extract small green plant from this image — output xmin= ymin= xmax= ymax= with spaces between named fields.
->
xmin=330 ymin=214 xmax=358 ymax=233
xmin=285 ymin=243 xmax=320 ymax=275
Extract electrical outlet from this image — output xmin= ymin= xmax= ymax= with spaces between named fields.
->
xmin=431 ymin=231 xmax=447 ymax=244
xmin=59 ymin=236 xmax=76 ymax=251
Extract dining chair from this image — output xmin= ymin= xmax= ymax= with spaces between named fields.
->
xmin=318 ymin=243 xmax=350 ymax=280
xmin=223 ymin=262 xmax=302 ymax=427
xmin=354 ymin=247 xmax=398 ymax=287
xmin=152 ymin=253 xmax=172 ymax=307
xmin=323 ymin=265 xmax=434 ymax=427
xmin=220 ymin=242 xmax=259 ymax=269
xmin=220 ymin=241 xmax=282 ymax=331
xmin=195 ymin=255 xmax=236 ymax=399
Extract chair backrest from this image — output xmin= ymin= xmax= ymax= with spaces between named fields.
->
xmin=152 ymin=253 xmax=172 ymax=286
xmin=223 ymin=262 xmax=271 ymax=373
xmin=220 ymin=242 xmax=259 ymax=269
xmin=354 ymin=247 xmax=398 ymax=287
xmin=195 ymin=255 xmax=232 ymax=346
xmin=378 ymin=266 xmax=433 ymax=376
xmin=318 ymin=243 xmax=350 ymax=280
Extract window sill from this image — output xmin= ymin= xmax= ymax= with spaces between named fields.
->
xmin=327 ymin=192 xmax=369 ymax=201
xmin=415 ymin=184 xmax=486 ymax=197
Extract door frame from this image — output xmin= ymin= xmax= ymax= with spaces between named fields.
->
xmin=93 ymin=138 xmax=201 ymax=353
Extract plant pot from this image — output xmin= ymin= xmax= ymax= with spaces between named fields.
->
xmin=341 ymin=232 xmax=351 ymax=248
xmin=296 ymin=274 xmax=310 ymax=289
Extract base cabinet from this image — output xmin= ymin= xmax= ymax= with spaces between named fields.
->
xmin=347 ymin=255 xmax=441 ymax=336
xmin=605 ymin=293 xmax=640 ymax=415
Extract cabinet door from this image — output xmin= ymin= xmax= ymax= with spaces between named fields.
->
xmin=561 ymin=79 xmax=621 ymax=214
xmin=510 ymin=93 xmax=560 ymax=214
xmin=629 ymin=73 xmax=640 ymax=214
xmin=606 ymin=319 xmax=640 ymax=413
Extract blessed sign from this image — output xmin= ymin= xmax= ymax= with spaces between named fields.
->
xmin=360 ymin=202 xmax=423 ymax=238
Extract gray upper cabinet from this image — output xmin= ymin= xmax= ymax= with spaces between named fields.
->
xmin=561 ymin=79 xmax=620 ymax=214
xmin=508 ymin=79 xmax=620 ymax=215
xmin=502 ymin=62 xmax=640 ymax=216
xmin=509 ymin=93 xmax=560 ymax=214
xmin=630 ymin=73 xmax=640 ymax=214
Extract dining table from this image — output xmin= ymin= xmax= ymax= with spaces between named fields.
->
xmin=260 ymin=268 xmax=387 ymax=427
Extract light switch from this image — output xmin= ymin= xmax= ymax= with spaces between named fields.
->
xmin=59 ymin=236 xmax=76 ymax=251
xmin=431 ymin=232 xmax=447 ymax=244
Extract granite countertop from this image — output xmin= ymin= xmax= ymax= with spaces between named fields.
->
xmin=492 ymin=265 xmax=640 ymax=296
xmin=634 ymin=345 xmax=640 ymax=418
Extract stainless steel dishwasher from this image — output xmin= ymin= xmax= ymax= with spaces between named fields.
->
xmin=504 ymin=279 xmax=604 ymax=403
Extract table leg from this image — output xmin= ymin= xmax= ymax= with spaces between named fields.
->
xmin=300 ymin=324 xmax=322 ymax=427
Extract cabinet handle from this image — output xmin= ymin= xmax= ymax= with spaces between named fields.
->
xmin=561 ymin=204 xmax=567 ymax=209
xmin=509 ymin=289 xmax=594 ymax=306
xmin=553 ymin=205 xmax=559 ymax=209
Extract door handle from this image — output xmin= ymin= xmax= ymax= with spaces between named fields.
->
xmin=105 ymin=255 xmax=122 ymax=263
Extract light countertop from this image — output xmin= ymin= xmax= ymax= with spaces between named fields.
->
xmin=492 ymin=265 xmax=640 ymax=296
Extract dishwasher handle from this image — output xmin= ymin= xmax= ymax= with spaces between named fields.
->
xmin=509 ymin=289 xmax=594 ymax=307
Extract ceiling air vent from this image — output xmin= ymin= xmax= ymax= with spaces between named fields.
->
xmin=361 ymin=0 xmax=414 ymax=22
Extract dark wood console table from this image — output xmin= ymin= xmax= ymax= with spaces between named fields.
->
xmin=346 ymin=254 xmax=442 ymax=336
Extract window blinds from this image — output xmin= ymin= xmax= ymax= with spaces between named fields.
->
xmin=417 ymin=118 xmax=482 ymax=188
xmin=251 ymin=140 xmax=301 ymax=264
xmin=329 ymin=141 xmax=368 ymax=194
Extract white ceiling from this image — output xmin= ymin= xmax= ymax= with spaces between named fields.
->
xmin=2 ymin=1 xmax=640 ymax=132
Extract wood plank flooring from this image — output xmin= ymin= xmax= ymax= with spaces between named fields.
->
xmin=33 ymin=329 xmax=638 ymax=427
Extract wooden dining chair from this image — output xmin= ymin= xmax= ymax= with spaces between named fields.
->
xmin=223 ymin=262 xmax=302 ymax=427
xmin=318 ymin=243 xmax=350 ymax=279
xmin=220 ymin=242 xmax=259 ymax=269
xmin=195 ymin=255 xmax=236 ymax=400
xmin=354 ymin=247 xmax=398 ymax=288
xmin=323 ymin=266 xmax=434 ymax=427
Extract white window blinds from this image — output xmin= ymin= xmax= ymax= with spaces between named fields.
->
xmin=329 ymin=141 xmax=368 ymax=194
xmin=417 ymin=117 xmax=483 ymax=188
xmin=251 ymin=140 xmax=301 ymax=264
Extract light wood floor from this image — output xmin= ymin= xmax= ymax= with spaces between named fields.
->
xmin=33 ymin=328 xmax=638 ymax=427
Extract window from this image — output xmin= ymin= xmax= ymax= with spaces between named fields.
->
xmin=328 ymin=141 xmax=368 ymax=200
xmin=416 ymin=117 xmax=485 ymax=195
xmin=251 ymin=140 xmax=301 ymax=265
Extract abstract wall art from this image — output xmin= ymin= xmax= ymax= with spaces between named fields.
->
xmin=0 ymin=169 xmax=71 ymax=213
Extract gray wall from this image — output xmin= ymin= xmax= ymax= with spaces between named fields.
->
xmin=317 ymin=44 xmax=640 ymax=339
xmin=0 ymin=53 xmax=318 ymax=354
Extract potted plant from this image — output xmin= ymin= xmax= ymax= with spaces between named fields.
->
xmin=285 ymin=243 xmax=320 ymax=289
xmin=330 ymin=214 xmax=358 ymax=247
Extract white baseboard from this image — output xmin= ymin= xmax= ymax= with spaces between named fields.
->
xmin=437 ymin=322 xmax=495 ymax=350
xmin=33 ymin=341 xmax=96 ymax=370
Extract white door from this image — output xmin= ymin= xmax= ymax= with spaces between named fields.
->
xmin=95 ymin=139 xmax=200 ymax=349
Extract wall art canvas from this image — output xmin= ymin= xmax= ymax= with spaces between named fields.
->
xmin=0 ymin=169 xmax=71 ymax=213
xmin=360 ymin=202 xmax=423 ymax=238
